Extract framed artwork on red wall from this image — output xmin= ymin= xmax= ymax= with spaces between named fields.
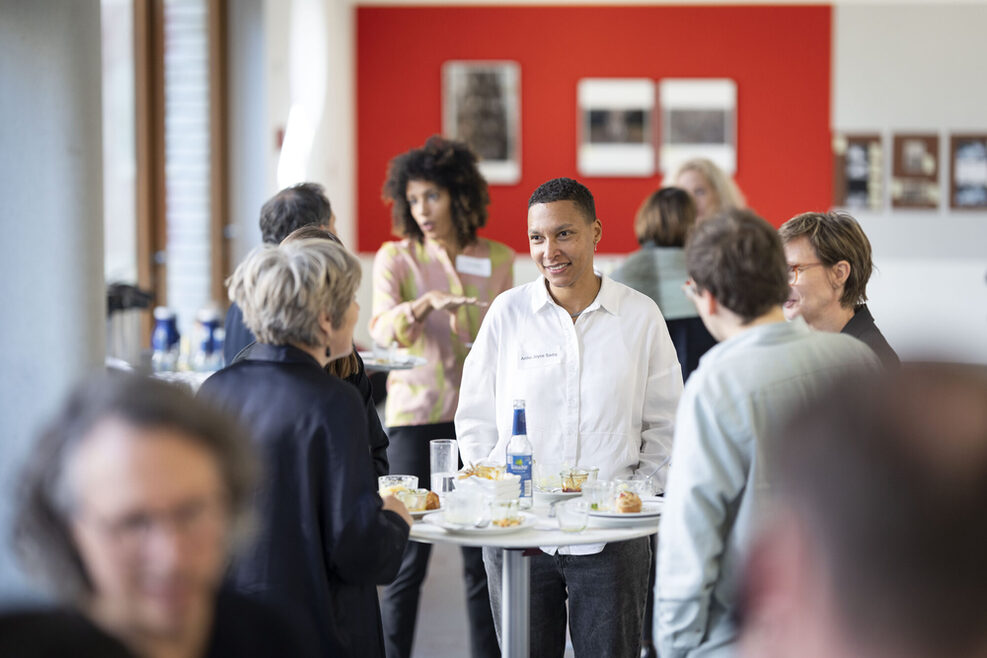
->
xmin=658 ymin=78 xmax=737 ymax=175
xmin=949 ymin=134 xmax=987 ymax=209
xmin=832 ymin=134 xmax=883 ymax=211
xmin=576 ymin=78 xmax=655 ymax=177
xmin=442 ymin=60 xmax=521 ymax=185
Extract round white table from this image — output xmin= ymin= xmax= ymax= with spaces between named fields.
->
xmin=410 ymin=504 xmax=660 ymax=658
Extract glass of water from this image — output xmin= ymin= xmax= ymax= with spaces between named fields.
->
xmin=557 ymin=499 xmax=589 ymax=533
xmin=430 ymin=439 xmax=458 ymax=496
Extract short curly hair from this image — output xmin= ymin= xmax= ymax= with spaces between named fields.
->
xmin=527 ymin=177 xmax=596 ymax=223
xmin=779 ymin=211 xmax=873 ymax=309
xmin=686 ymin=208 xmax=790 ymax=324
xmin=382 ymin=135 xmax=490 ymax=247
xmin=229 ymin=239 xmax=361 ymax=347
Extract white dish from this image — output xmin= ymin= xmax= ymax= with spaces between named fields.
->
xmin=358 ymin=351 xmax=427 ymax=371
xmin=587 ymin=502 xmax=663 ymax=525
xmin=534 ymin=490 xmax=582 ymax=505
xmin=410 ymin=506 xmax=441 ymax=520
xmin=424 ymin=511 xmax=537 ymax=535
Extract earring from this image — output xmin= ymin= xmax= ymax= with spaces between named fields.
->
xmin=325 ymin=346 xmax=332 ymax=359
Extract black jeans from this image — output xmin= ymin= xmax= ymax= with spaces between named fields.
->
xmin=380 ymin=422 xmax=498 ymax=658
xmin=482 ymin=538 xmax=652 ymax=658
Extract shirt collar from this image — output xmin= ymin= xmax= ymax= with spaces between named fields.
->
xmin=528 ymin=271 xmax=621 ymax=317
xmin=236 ymin=342 xmax=324 ymax=369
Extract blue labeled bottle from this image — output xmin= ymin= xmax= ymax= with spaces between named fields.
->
xmin=506 ymin=399 xmax=533 ymax=509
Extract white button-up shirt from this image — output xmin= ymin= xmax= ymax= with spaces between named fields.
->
xmin=456 ymin=272 xmax=683 ymax=494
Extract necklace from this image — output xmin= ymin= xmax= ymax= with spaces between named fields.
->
xmin=569 ymin=311 xmax=581 ymax=318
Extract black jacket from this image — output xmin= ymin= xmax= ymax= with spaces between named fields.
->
xmin=841 ymin=304 xmax=900 ymax=370
xmin=199 ymin=344 xmax=409 ymax=657
xmin=226 ymin=301 xmax=389 ymax=478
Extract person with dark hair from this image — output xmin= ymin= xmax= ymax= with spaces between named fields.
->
xmin=779 ymin=210 xmax=899 ymax=368
xmin=611 ymin=187 xmax=717 ymax=381
xmin=13 ymin=372 xmax=313 ymax=658
xmin=655 ymin=209 xmax=879 ymax=658
xmin=371 ymin=135 xmax=512 ymax=658
xmin=199 ymin=240 xmax=412 ymax=657
xmin=457 ymin=177 xmax=682 ymax=657
xmin=224 ymin=183 xmax=390 ymax=479
xmin=739 ymin=363 xmax=987 ymax=658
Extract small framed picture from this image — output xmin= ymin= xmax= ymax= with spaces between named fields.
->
xmin=832 ymin=134 xmax=883 ymax=211
xmin=891 ymin=133 xmax=939 ymax=209
xmin=658 ymin=78 xmax=737 ymax=175
xmin=577 ymin=78 xmax=655 ymax=177
xmin=949 ymin=134 xmax=987 ymax=209
xmin=442 ymin=61 xmax=521 ymax=185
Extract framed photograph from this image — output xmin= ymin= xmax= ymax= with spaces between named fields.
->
xmin=832 ymin=134 xmax=883 ymax=210
xmin=577 ymin=78 xmax=655 ymax=177
xmin=658 ymin=78 xmax=737 ymax=175
xmin=950 ymin=134 xmax=987 ymax=209
xmin=442 ymin=61 xmax=521 ymax=185
xmin=891 ymin=133 xmax=939 ymax=209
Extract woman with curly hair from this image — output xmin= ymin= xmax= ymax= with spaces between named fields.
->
xmin=371 ymin=136 xmax=513 ymax=658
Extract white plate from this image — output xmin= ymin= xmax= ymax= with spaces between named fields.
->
xmin=358 ymin=351 xmax=427 ymax=371
xmin=534 ymin=490 xmax=582 ymax=505
xmin=588 ymin=502 xmax=663 ymax=520
xmin=410 ymin=507 xmax=441 ymax=520
xmin=424 ymin=511 xmax=537 ymax=535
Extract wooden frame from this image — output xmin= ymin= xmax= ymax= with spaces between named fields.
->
xmin=891 ymin=133 xmax=940 ymax=209
xmin=208 ymin=0 xmax=230 ymax=305
xmin=833 ymin=133 xmax=883 ymax=211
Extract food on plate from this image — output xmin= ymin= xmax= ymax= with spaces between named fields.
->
xmin=424 ymin=491 xmax=440 ymax=510
xmin=615 ymin=491 xmax=642 ymax=514
xmin=491 ymin=517 xmax=522 ymax=528
xmin=388 ymin=487 xmax=434 ymax=512
xmin=459 ymin=461 xmax=506 ymax=481
xmin=561 ymin=468 xmax=590 ymax=492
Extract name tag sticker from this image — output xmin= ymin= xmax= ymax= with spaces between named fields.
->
xmin=518 ymin=347 xmax=562 ymax=369
xmin=456 ymin=255 xmax=492 ymax=278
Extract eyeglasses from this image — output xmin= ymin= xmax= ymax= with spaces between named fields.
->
xmin=76 ymin=494 xmax=228 ymax=555
xmin=787 ymin=262 xmax=825 ymax=285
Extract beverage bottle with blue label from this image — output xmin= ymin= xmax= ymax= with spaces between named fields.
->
xmin=506 ymin=399 xmax=533 ymax=509
xmin=151 ymin=307 xmax=180 ymax=372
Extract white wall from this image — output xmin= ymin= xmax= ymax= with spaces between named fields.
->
xmin=834 ymin=4 xmax=987 ymax=363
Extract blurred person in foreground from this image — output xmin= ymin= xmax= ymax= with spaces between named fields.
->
xmin=13 ymin=373 xmax=310 ymax=658
xmin=611 ymin=186 xmax=717 ymax=382
xmin=372 ymin=136 xmax=512 ymax=658
xmin=738 ymin=363 xmax=987 ymax=658
xmin=457 ymin=177 xmax=683 ymax=657
xmin=655 ymin=209 xmax=879 ymax=658
xmin=779 ymin=210 xmax=899 ymax=368
xmin=199 ymin=239 xmax=411 ymax=657
xmin=225 ymin=182 xmax=389 ymax=478
xmin=669 ymin=158 xmax=746 ymax=224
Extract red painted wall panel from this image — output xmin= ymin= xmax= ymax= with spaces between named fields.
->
xmin=356 ymin=5 xmax=831 ymax=254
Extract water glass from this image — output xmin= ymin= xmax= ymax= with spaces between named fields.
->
xmin=443 ymin=488 xmax=487 ymax=526
xmin=534 ymin=459 xmax=563 ymax=491
xmin=582 ymin=479 xmax=614 ymax=512
xmin=490 ymin=500 xmax=521 ymax=528
xmin=615 ymin=475 xmax=655 ymax=497
xmin=556 ymin=499 xmax=589 ymax=533
xmin=430 ymin=439 xmax=459 ymax=495
xmin=560 ymin=467 xmax=590 ymax=492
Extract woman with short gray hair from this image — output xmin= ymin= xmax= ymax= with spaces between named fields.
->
xmin=199 ymin=238 xmax=412 ymax=658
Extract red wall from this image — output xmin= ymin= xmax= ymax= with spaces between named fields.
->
xmin=356 ymin=5 xmax=831 ymax=254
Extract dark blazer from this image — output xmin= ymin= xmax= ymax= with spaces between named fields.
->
xmin=199 ymin=344 xmax=409 ymax=658
xmin=841 ymin=304 xmax=900 ymax=369
xmin=227 ymin=299 xmax=389 ymax=477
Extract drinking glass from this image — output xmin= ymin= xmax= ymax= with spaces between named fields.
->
xmin=443 ymin=489 xmax=487 ymax=526
xmin=378 ymin=475 xmax=418 ymax=497
xmin=430 ymin=439 xmax=458 ymax=496
xmin=560 ymin=467 xmax=590 ymax=492
xmin=615 ymin=475 xmax=655 ymax=497
xmin=582 ymin=480 xmax=614 ymax=512
xmin=556 ymin=499 xmax=589 ymax=533
xmin=490 ymin=500 xmax=521 ymax=528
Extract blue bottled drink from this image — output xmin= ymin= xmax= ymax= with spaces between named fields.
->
xmin=506 ymin=399 xmax=533 ymax=509
xmin=151 ymin=307 xmax=180 ymax=372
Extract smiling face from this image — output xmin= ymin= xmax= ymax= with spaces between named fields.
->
xmin=676 ymin=168 xmax=719 ymax=222
xmin=782 ymin=236 xmax=843 ymax=327
xmin=406 ymin=179 xmax=455 ymax=245
xmin=69 ymin=419 xmax=230 ymax=642
xmin=527 ymin=200 xmax=602 ymax=296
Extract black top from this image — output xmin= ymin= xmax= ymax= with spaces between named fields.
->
xmin=226 ymin=301 xmax=389 ymax=478
xmin=206 ymin=586 xmax=318 ymax=657
xmin=0 ymin=609 xmax=134 ymax=658
xmin=841 ymin=304 xmax=900 ymax=369
xmin=198 ymin=344 xmax=409 ymax=658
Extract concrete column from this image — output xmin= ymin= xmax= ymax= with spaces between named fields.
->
xmin=0 ymin=0 xmax=104 ymax=601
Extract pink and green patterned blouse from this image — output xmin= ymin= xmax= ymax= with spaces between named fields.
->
xmin=370 ymin=237 xmax=515 ymax=427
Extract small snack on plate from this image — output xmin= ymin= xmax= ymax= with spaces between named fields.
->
xmin=424 ymin=491 xmax=440 ymax=510
xmin=615 ymin=491 xmax=642 ymax=514
xmin=491 ymin=517 xmax=522 ymax=528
